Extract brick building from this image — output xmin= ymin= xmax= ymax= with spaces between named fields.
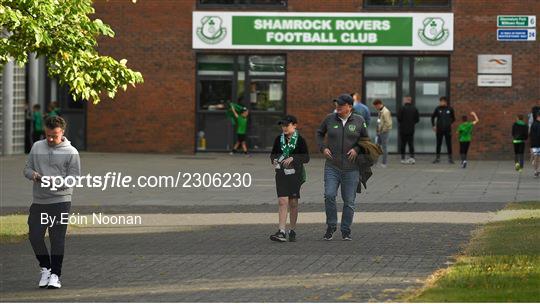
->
xmin=87 ymin=0 xmax=540 ymax=159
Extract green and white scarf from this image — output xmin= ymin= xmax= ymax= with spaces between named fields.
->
xmin=279 ymin=130 xmax=306 ymax=183
xmin=280 ymin=130 xmax=298 ymax=158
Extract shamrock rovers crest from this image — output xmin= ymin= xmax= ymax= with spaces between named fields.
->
xmin=196 ymin=16 xmax=226 ymax=44
xmin=418 ymin=17 xmax=449 ymax=46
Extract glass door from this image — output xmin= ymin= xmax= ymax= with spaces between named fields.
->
xmin=411 ymin=56 xmax=450 ymax=153
xmin=363 ymin=56 xmax=400 ymax=152
xmin=363 ymin=55 xmax=450 ymax=154
xmin=365 ymin=79 xmax=399 ymax=152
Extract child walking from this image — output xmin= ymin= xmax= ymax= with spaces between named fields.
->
xmin=457 ymin=111 xmax=479 ymax=168
xmin=230 ymin=104 xmax=249 ymax=155
xmin=512 ymin=114 xmax=529 ymax=172
xmin=269 ymin=115 xmax=309 ymax=242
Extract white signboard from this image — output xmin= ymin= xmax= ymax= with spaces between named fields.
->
xmin=478 ymin=55 xmax=512 ymax=74
xmin=478 ymin=75 xmax=512 ymax=87
xmin=423 ymin=83 xmax=439 ymax=95
xmin=193 ymin=12 xmax=454 ymax=51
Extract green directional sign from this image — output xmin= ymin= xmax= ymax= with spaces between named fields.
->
xmin=497 ymin=15 xmax=536 ymax=27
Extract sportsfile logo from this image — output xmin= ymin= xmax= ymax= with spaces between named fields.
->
xmin=39 ymin=172 xmax=252 ymax=191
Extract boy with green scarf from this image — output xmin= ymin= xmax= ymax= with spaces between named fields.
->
xmin=269 ymin=115 xmax=309 ymax=242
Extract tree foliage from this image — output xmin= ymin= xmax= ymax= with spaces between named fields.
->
xmin=0 ymin=0 xmax=143 ymax=104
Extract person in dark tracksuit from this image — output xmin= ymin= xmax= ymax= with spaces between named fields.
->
xmin=431 ymin=96 xmax=456 ymax=164
xmin=397 ymin=96 xmax=419 ymax=164
xmin=512 ymin=114 xmax=529 ymax=172
xmin=23 ymin=116 xmax=80 ymax=289
xmin=530 ymin=114 xmax=540 ymax=178
xmin=316 ymin=94 xmax=368 ymax=241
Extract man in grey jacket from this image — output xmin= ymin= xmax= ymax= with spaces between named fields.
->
xmin=316 ymin=94 xmax=368 ymax=241
xmin=23 ymin=116 xmax=80 ymax=289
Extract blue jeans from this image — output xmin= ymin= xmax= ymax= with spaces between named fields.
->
xmin=377 ymin=132 xmax=389 ymax=165
xmin=324 ymin=165 xmax=360 ymax=234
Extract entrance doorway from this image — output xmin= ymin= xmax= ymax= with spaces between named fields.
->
xmin=362 ymin=55 xmax=450 ymax=153
xmin=196 ymin=54 xmax=286 ymax=152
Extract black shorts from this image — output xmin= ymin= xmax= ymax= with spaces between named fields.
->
xmin=275 ymin=171 xmax=302 ymax=198
xmin=237 ymin=134 xmax=246 ymax=142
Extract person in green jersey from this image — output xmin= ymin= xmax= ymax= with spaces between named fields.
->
xmin=32 ymin=104 xmax=44 ymax=143
xmin=457 ymin=112 xmax=479 ymax=168
xmin=230 ymin=104 xmax=249 ymax=155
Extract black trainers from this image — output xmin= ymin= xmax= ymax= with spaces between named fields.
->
xmin=323 ymin=226 xmax=336 ymax=241
xmin=270 ymin=230 xmax=287 ymax=242
xmin=288 ymin=230 xmax=296 ymax=242
xmin=342 ymin=232 xmax=352 ymax=241
xmin=448 ymin=158 xmax=455 ymax=164
xmin=432 ymin=158 xmax=440 ymax=164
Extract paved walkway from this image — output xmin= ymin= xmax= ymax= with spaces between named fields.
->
xmin=1 ymin=152 xmax=538 ymax=212
xmin=1 ymin=220 xmax=476 ymax=302
xmin=1 ymin=153 xmax=538 ymax=302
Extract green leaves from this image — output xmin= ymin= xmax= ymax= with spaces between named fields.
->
xmin=0 ymin=0 xmax=143 ymax=104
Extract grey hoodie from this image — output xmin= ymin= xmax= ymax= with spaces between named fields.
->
xmin=23 ymin=137 xmax=80 ymax=204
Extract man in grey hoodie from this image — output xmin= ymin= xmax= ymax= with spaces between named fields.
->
xmin=23 ymin=116 xmax=80 ymax=289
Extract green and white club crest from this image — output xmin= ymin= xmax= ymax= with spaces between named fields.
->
xmin=348 ymin=124 xmax=356 ymax=132
xmin=418 ymin=17 xmax=449 ymax=46
xmin=197 ymin=16 xmax=226 ymax=44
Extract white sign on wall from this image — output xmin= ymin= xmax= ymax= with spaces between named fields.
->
xmin=478 ymin=75 xmax=512 ymax=87
xmin=478 ymin=55 xmax=512 ymax=74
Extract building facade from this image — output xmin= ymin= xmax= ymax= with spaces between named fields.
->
xmin=89 ymin=0 xmax=540 ymax=159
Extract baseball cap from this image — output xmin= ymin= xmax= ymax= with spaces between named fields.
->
xmin=333 ymin=94 xmax=354 ymax=106
xmin=277 ymin=115 xmax=298 ymax=125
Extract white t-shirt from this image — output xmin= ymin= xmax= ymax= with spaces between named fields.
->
xmin=338 ymin=113 xmax=352 ymax=126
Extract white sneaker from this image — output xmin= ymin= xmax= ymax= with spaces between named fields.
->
xmin=38 ymin=268 xmax=51 ymax=288
xmin=400 ymin=159 xmax=408 ymax=164
xmin=380 ymin=164 xmax=387 ymax=168
xmin=47 ymin=274 xmax=61 ymax=289
xmin=407 ymin=158 xmax=416 ymax=164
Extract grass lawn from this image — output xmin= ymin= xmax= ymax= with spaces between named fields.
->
xmin=505 ymin=201 xmax=540 ymax=210
xmin=405 ymin=202 xmax=540 ymax=302
xmin=0 ymin=215 xmax=29 ymax=243
xmin=0 ymin=214 xmax=80 ymax=244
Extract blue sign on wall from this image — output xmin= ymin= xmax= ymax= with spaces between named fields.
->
xmin=497 ymin=29 xmax=536 ymax=41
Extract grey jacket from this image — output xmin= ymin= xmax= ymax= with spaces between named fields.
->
xmin=316 ymin=113 xmax=369 ymax=171
xmin=23 ymin=137 xmax=80 ymax=204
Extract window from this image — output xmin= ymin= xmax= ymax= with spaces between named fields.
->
xmin=199 ymin=0 xmax=287 ymax=7
xmin=414 ymin=57 xmax=448 ymax=78
xmin=197 ymin=55 xmax=235 ymax=111
xmin=364 ymin=57 xmax=399 ymax=77
xmin=364 ymin=0 xmax=450 ymax=7
xmin=196 ymin=54 xmax=286 ymax=152
xmin=197 ymin=54 xmax=286 ymax=112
